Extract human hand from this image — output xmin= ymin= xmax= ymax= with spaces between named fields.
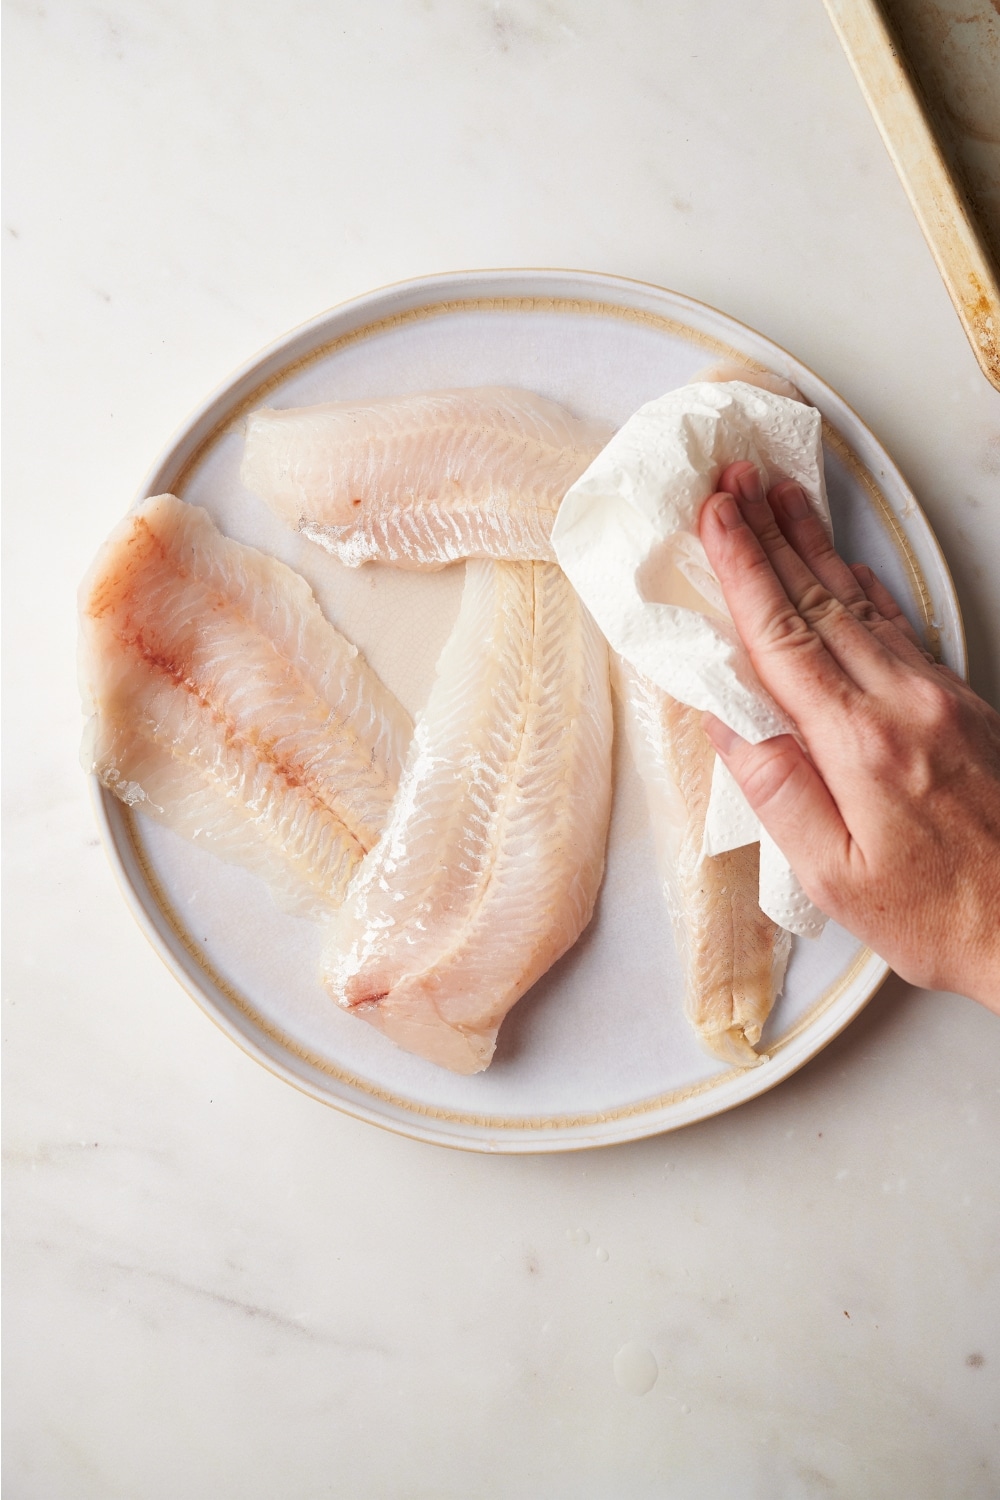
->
xmin=698 ymin=460 xmax=1000 ymax=1009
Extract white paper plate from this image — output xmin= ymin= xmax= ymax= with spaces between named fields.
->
xmin=93 ymin=269 xmax=965 ymax=1152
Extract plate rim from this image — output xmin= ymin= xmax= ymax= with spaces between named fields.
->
xmin=94 ymin=266 xmax=961 ymax=1152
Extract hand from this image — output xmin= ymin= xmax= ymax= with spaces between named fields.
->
xmin=698 ymin=460 xmax=1000 ymax=1009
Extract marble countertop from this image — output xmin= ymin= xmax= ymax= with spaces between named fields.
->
xmin=5 ymin=2 xmax=999 ymax=1495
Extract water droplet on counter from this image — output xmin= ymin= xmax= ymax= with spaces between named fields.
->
xmin=566 ymin=1228 xmax=590 ymax=1245
xmin=595 ymin=1247 xmax=609 ymax=1263
xmin=613 ymin=1341 xmax=658 ymax=1396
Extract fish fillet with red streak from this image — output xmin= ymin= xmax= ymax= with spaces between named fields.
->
xmin=79 ymin=494 xmax=411 ymax=917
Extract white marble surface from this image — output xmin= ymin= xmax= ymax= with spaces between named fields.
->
xmin=4 ymin=2 xmax=1000 ymax=1495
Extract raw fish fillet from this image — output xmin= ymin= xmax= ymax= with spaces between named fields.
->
xmin=323 ymin=560 xmax=613 ymax=1074
xmin=616 ymin=658 xmax=790 ymax=1065
xmin=694 ymin=361 xmax=806 ymax=404
xmin=80 ymin=494 xmax=412 ymax=918
xmin=240 ymin=387 xmax=613 ymax=568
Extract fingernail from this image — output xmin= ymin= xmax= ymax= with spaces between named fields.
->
xmin=702 ymin=712 xmax=740 ymax=755
xmin=854 ymin=563 xmax=875 ymax=587
xmin=713 ymin=494 xmax=743 ymax=531
xmin=777 ymin=482 xmax=809 ymax=519
xmin=737 ymin=468 xmax=764 ymax=505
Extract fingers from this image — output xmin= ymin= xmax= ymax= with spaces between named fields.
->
xmin=699 ymin=483 xmax=862 ymax=733
xmin=769 ymin=483 xmax=882 ymax=616
xmin=848 ymin=563 xmax=934 ymax=658
xmin=851 ymin=566 xmax=996 ymax=710
xmin=766 ymin=484 xmax=935 ymax=672
xmin=771 ymin=485 xmax=938 ymax=674
xmin=702 ymin=715 xmax=850 ymax=896
xmin=708 ymin=464 xmax=915 ymax=696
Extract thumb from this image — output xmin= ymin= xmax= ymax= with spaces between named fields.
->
xmin=702 ymin=715 xmax=850 ymax=890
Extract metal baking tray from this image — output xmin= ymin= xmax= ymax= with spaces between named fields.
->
xmin=824 ymin=0 xmax=1000 ymax=391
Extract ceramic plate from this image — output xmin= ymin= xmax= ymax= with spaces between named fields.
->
xmin=93 ymin=269 xmax=965 ymax=1152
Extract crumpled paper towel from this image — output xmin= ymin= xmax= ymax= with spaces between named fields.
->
xmin=551 ymin=379 xmax=831 ymax=938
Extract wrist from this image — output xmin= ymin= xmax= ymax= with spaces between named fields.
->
xmin=946 ymin=895 xmax=1000 ymax=1013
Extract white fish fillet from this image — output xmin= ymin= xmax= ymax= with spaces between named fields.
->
xmin=323 ymin=560 xmax=613 ymax=1074
xmin=240 ymin=387 xmax=613 ymax=568
xmin=79 ymin=494 xmax=412 ymax=918
xmin=694 ymin=361 xmax=806 ymax=404
xmin=616 ymin=658 xmax=790 ymax=1065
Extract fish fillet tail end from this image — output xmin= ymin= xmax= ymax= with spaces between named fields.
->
xmin=700 ymin=1024 xmax=767 ymax=1067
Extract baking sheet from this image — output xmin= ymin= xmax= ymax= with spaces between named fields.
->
xmin=824 ymin=0 xmax=1000 ymax=390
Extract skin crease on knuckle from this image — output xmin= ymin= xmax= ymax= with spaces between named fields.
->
xmin=755 ymin=597 xmax=823 ymax=658
xmin=752 ymin=613 xmax=859 ymax=722
xmin=845 ymin=596 xmax=884 ymax=630
xmin=736 ymin=737 xmax=807 ymax=817
xmin=795 ymin=582 xmax=851 ymax=635
xmin=751 ymin=511 xmax=788 ymax=555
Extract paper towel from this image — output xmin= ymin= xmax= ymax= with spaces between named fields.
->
xmin=551 ymin=379 xmax=831 ymax=938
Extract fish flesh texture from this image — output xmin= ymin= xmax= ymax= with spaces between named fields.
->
xmin=616 ymin=658 xmax=790 ymax=1065
xmin=694 ymin=361 xmax=806 ymax=404
xmin=80 ymin=495 xmax=411 ymax=916
xmin=241 ymin=387 xmax=612 ymax=568
xmin=323 ymin=560 xmax=612 ymax=1073
xmin=80 ymin=494 xmax=412 ymax=918
xmin=240 ymin=386 xmax=613 ymax=568
xmin=323 ymin=559 xmax=613 ymax=1074
xmin=617 ymin=659 xmax=790 ymax=1064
